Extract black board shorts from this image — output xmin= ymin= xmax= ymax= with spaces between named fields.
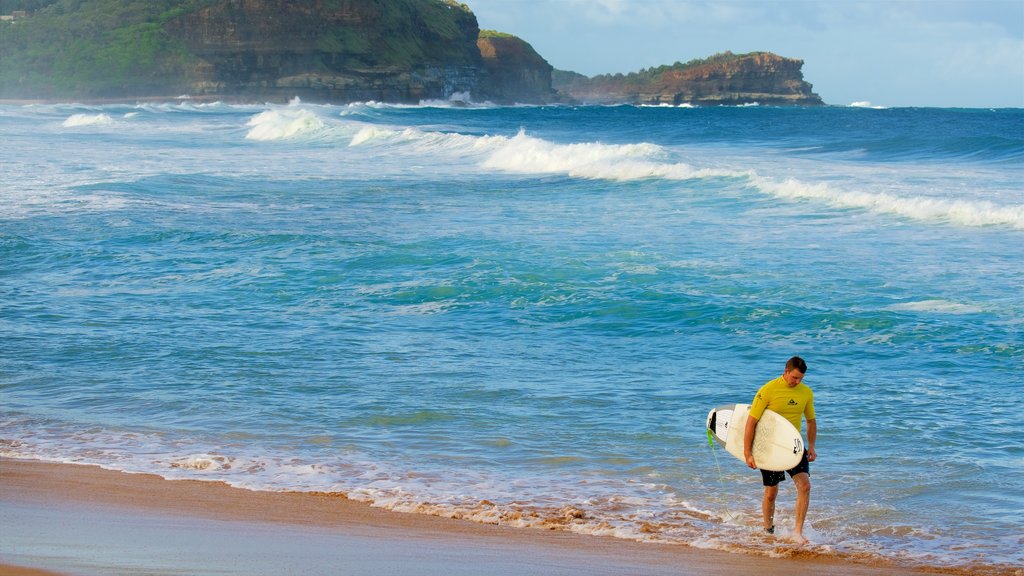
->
xmin=761 ymin=450 xmax=809 ymax=487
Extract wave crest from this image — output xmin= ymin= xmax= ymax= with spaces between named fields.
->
xmin=346 ymin=123 xmax=1024 ymax=229
xmin=482 ymin=130 xmax=704 ymax=180
xmin=245 ymin=108 xmax=326 ymax=141
xmin=754 ymin=177 xmax=1024 ymax=229
xmin=234 ymin=108 xmax=1024 ymax=231
xmin=62 ymin=113 xmax=114 ymax=127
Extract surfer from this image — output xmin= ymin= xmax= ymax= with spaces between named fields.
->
xmin=743 ymin=356 xmax=817 ymax=544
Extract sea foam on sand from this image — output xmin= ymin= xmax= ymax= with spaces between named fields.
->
xmin=0 ymin=459 xmax=970 ymax=576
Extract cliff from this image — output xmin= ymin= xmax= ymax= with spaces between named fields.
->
xmin=553 ymin=52 xmax=823 ymax=106
xmin=477 ymin=30 xmax=556 ymax=104
xmin=0 ymin=0 xmax=554 ymax=103
xmin=163 ymin=0 xmax=486 ymax=103
xmin=0 ymin=2 xmax=822 ymax=106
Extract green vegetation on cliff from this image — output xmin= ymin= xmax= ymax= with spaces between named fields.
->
xmin=553 ymin=51 xmax=822 ymax=106
xmin=1 ymin=2 xmax=819 ymax=105
xmin=0 ymin=0 xmax=482 ymax=99
xmin=0 ymin=0 xmax=214 ymax=96
xmin=304 ymin=0 xmax=477 ymax=69
xmin=479 ymin=29 xmax=516 ymax=40
xmin=554 ymin=51 xmax=760 ymax=93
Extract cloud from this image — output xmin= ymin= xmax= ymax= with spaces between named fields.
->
xmin=564 ymin=0 xmax=626 ymax=23
xmin=563 ymin=0 xmax=697 ymax=26
xmin=555 ymin=0 xmax=1024 ymax=37
xmin=468 ymin=0 xmax=1024 ymax=106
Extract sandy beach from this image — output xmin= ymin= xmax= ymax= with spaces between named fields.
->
xmin=1 ymin=458 xmax=999 ymax=576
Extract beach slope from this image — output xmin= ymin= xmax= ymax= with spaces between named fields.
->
xmin=0 ymin=458 xmax=975 ymax=576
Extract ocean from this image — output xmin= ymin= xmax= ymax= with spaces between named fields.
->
xmin=1 ymin=100 xmax=1021 ymax=571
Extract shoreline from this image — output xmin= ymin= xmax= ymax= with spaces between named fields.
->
xmin=0 ymin=458 xmax=1004 ymax=576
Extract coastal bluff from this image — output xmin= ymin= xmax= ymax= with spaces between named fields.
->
xmin=0 ymin=0 xmax=822 ymax=105
xmin=163 ymin=0 xmax=488 ymax=103
xmin=553 ymin=52 xmax=822 ymax=106
xmin=0 ymin=0 xmax=554 ymax=104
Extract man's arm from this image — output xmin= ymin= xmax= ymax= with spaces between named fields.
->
xmin=806 ymin=418 xmax=817 ymax=462
xmin=743 ymin=414 xmax=759 ymax=469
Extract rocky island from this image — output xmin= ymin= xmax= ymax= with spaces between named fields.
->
xmin=0 ymin=0 xmax=822 ymax=106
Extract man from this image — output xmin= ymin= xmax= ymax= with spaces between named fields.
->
xmin=743 ymin=356 xmax=817 ymax=544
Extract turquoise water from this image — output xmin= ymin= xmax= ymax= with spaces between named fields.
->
xmin=1 ymin=101 xmax=1022 ymax=570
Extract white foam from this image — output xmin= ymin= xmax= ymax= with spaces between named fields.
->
xmin=349 ymin=125 xmax=398 ymax=147
xmin=62 ymin=113 xmax=114 ymax=127
xmin=348 ymin=125 xmax=1024 ymax=229
xmin=4 ymin=417 xmax=1013 ymax=568
xmin=0 ymin=183 xmax=132 ymax=219
xmin=170 ymin=454 xmax=235 ymax=471
xmin=850 ymin=101 xmax=887 ymax=109
xmin=245 ymin=108 xmax=325 ymax=141
xmin=480 ymin=129 xmax=739 ymax=181
xmin=886 ymin=300 xmax=986 ymax=314
xmin=753 ymin=176 xmax=1024 ymax=229
xmin=417 ymin=91 xmax=493 ymax=108
xmin=348 ymin=124 xmax=509 ymax=161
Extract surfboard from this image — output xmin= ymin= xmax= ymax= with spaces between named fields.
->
xmin=705 ymin=403 xmax=804 ymax=472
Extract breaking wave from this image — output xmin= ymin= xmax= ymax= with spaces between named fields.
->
xmin=245 ymin=108 xmax=326 ymax=141
xmin=752 ymin=177 xmax=1024 ymax=229
xmin=62 ymin=113 xmax=114 ymax=127
xmin=347 ymin=124 xmax=1024 ymax=229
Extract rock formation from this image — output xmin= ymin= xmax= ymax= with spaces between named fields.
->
xmin=0 ymin=1 xmax=824 ymax=106
xmin=554 ymin=52 xmax=823 ymax=106
xmin=163 ymin=0 xmax=487 ymax=103
xmin=477 ymin=31 xmax=556 ymax=104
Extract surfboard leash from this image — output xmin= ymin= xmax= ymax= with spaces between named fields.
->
xmin=706 ymin=429 xmax=740 ymax=524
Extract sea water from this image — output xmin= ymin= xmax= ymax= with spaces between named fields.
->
xmin=1 ymin=100 xmax=1022 ymax=570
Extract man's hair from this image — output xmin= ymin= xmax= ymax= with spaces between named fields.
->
xmin=786 ymin=356 xmax=807 ymax=373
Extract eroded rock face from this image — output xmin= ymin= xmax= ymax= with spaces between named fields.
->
xmin=164 ymin=0 xmax=487 ymax=103
xmin=2 ymin=1 xmax=823 ymax=105
xmin=554 ymin=52 xmax=824 ymax=106
xmin=477 ymin=33 xmax=556 ymax=104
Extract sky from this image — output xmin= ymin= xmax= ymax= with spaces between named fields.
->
xmin=467 ymin=0 xmax=1024 ymax=108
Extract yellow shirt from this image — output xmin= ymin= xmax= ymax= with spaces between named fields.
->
xmin=749 ymin=376 xmax=815 ymax=431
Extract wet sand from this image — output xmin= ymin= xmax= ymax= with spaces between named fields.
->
xmin=0 ymin=458 xmax=993 ymax=576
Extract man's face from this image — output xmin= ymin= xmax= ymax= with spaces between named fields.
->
xmin=783 ymin=368 xmax=805 ymax=387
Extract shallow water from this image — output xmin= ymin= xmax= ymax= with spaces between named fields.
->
xmin=1 ymin=100 xmax=1022 ymax=569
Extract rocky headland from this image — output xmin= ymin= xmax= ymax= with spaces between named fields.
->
xmin=163 ymin=0 xmax=487 ymax=103
xmin=554 ymin=52 xmax=822 ymax=106
xmin=0 ymin=0 xmax=823 ymax=106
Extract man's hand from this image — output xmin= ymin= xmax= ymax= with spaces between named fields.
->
xmin=743 ymin=414 xmax=760 ymax=469
xmin=806 ymin=419 xmax=817 ymax=462
xmin=744 ymin=452 xmax=757 ymax=469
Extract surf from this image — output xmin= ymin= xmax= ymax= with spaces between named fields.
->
xmin=3 ymin=101 xmax=1022 ymax=572
xmin=340 ymin=113 xmax=1024 ymax=230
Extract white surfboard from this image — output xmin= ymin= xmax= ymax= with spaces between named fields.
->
xmin=706 ymin=403 xmax=804 ymax=472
